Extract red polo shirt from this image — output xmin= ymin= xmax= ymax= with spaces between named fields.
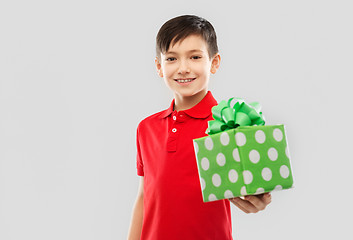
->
xmin=136 ymin=91 xmax=233 ymax=240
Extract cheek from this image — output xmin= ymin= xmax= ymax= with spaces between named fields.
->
xmin=163 ymin=65 xmax=175 ymax=76
xmin=196 ymin=66 xmax=211 ymax=76
xmin=196 ymin=61 xmax=211 ymax=73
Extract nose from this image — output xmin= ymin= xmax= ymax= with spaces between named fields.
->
xmin=177 ymin=60 xmax=190 ymax=74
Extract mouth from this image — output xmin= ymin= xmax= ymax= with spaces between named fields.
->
xmin=174 ymin=78 xmax=196 ymax=84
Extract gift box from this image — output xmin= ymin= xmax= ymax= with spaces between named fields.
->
xmin=193 ymin=98 xmax=294 ymax=202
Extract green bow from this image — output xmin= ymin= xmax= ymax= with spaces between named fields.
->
xmin=206 ymin=98 xmax=265 ymax=135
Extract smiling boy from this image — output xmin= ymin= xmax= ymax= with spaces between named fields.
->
xmin=127 ymin=15 xmax=271 ymax=240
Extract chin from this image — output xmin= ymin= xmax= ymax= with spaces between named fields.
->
xmin=175 ymin=89 xmax=205 ymax=98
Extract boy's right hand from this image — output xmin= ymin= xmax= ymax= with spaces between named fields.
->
xmin=229 ymin=192 xmax=272 ymax=214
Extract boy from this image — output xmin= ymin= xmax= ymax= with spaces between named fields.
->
xmin=128 ymin=15 xmax=272 ymax=240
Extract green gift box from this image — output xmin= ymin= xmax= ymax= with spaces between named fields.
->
xmin=193 ymin=98 xmax=294 ymax=202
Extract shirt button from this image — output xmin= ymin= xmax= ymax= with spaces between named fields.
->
xmin=173 ymin=116 xmax=176 ymax=120
xmin=172 ymin=128 xmax=177 ymax=133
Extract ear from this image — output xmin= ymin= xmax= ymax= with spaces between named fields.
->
xmin=155 ymin=57 xmax=164 ymax=78
xmin=210 ymin=53 xmax=221 ymax=74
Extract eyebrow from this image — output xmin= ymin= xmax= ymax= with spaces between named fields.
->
xmin=165 ymin=49 xmax=204 ymax=55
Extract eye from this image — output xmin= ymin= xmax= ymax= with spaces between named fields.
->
xmin=166 ymin=57 xmax=176 ymax=61
xmin=192 ymin=56 xmax=202 ymax=60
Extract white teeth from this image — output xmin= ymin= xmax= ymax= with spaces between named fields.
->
xmin=176 ymin=79 xmax=194 ymax=83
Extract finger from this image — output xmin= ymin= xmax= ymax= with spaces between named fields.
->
xmin=244 ymin=195 xmax=268 ymax=211
xmin=264 ymin=192 xmax=272 ymax=202
xmin=229 ymin=197 xmax=258 ymax=213
xmin=229 ymin=198 xmax=250 ymax=213
xmin=258 ymin=192 xmax=272 ymax=205
xmin=244 ymin=195 xmax=266 ymax=211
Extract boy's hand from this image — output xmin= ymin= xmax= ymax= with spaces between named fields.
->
xmin=229 ymin=192 xmax=272 ymax=214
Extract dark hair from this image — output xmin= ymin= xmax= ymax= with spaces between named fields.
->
xmin=156 ymin=15 xmax=218 ymax=60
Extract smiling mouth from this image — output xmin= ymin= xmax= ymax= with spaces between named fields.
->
xmin=174 ymin=78 xmax=196 ymax=83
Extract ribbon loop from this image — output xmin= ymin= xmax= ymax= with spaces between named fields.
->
xmin=206 ymin=98 xmax=265 ymax=135
xmin=222 ymin=108 xmax=235 ymax=127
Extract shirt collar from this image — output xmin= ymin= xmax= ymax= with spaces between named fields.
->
xmin=159 ymin=91 xmax=218 ymax=119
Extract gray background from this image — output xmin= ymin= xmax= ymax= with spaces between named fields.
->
xmin=1 ymin=0 xmax=352 ymax=239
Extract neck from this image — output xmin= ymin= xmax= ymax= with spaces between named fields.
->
xmin=173 ymin=89 xmax=208 ymax=111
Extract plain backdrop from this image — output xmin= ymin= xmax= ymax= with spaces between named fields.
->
xmin=1 ymin=0 xmax=352 ymax=239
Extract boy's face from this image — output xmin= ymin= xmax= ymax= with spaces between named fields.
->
xmin=155 ymin=34 xmax=220 ymax=100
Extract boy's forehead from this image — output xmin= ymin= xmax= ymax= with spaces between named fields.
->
xmin=166 ymin=34 xmax=208 ymax=54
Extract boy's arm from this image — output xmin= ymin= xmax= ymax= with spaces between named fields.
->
xmin=229 ymin=192 xmax=272 ymax=214
xmin=127 ymin=176 xmax=144 ymax=240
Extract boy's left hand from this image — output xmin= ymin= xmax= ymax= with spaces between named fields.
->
xmin=229 ymin=192 xmax=272 ymax=214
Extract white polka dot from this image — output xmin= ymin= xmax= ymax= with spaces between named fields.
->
xmin=285 ymin=146 xmax=290 ymax=158
xmin=255 ymin=188 xmax=265 ymax=194
xmin=208 ymin=194 xmax=217 ymax=201
xmin=232 ymin=148 xmax=240 ymax=162
xmin=220 ymin=132 xmax=230 ymax=146
xmin=243 ymin=170 xmax=253 ymax=184
xmin=201 ymin=157 xmax=209 ymax=170
xmin=249 ymin=149 xmax=260 ymax=163
xmin=200 ymin=178 xmax=206 ymax=190
xmin=280 ymin=165 xmax=290 ymax=178
xmin=240 ymin=186 xmax=247 ymax=196
xmin=235 ymin=132 xmax=246 ymax=146
xmin=212 ymin=174 xmax=221 ymax=187
xmin=205 ymin=137 xmax=214 ymax=150
xmin=273 ymin=128 xmax=283 ymax=142
xmin=268 ymin=147 xmax=278 ymax=161
xmin=193 ymin=141 xmax=199 ymax=154
xmin=274 ymin=185 xmax=283 ymax=191
xmin=228 ymin=169 xmax=238 ymax=183
xmin=255 ymin=130 xmax=266 ymax=144
xmin=262 ymin=167 xmax=272 ymax=181
xmin=224 ymin=190 xmax=234 ymax=198
xmin=216 ymin=153 xmax=226 ymax=166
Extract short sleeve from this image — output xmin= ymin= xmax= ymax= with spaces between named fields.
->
xmin=136 ymin=124 xmax=144 ymax=176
